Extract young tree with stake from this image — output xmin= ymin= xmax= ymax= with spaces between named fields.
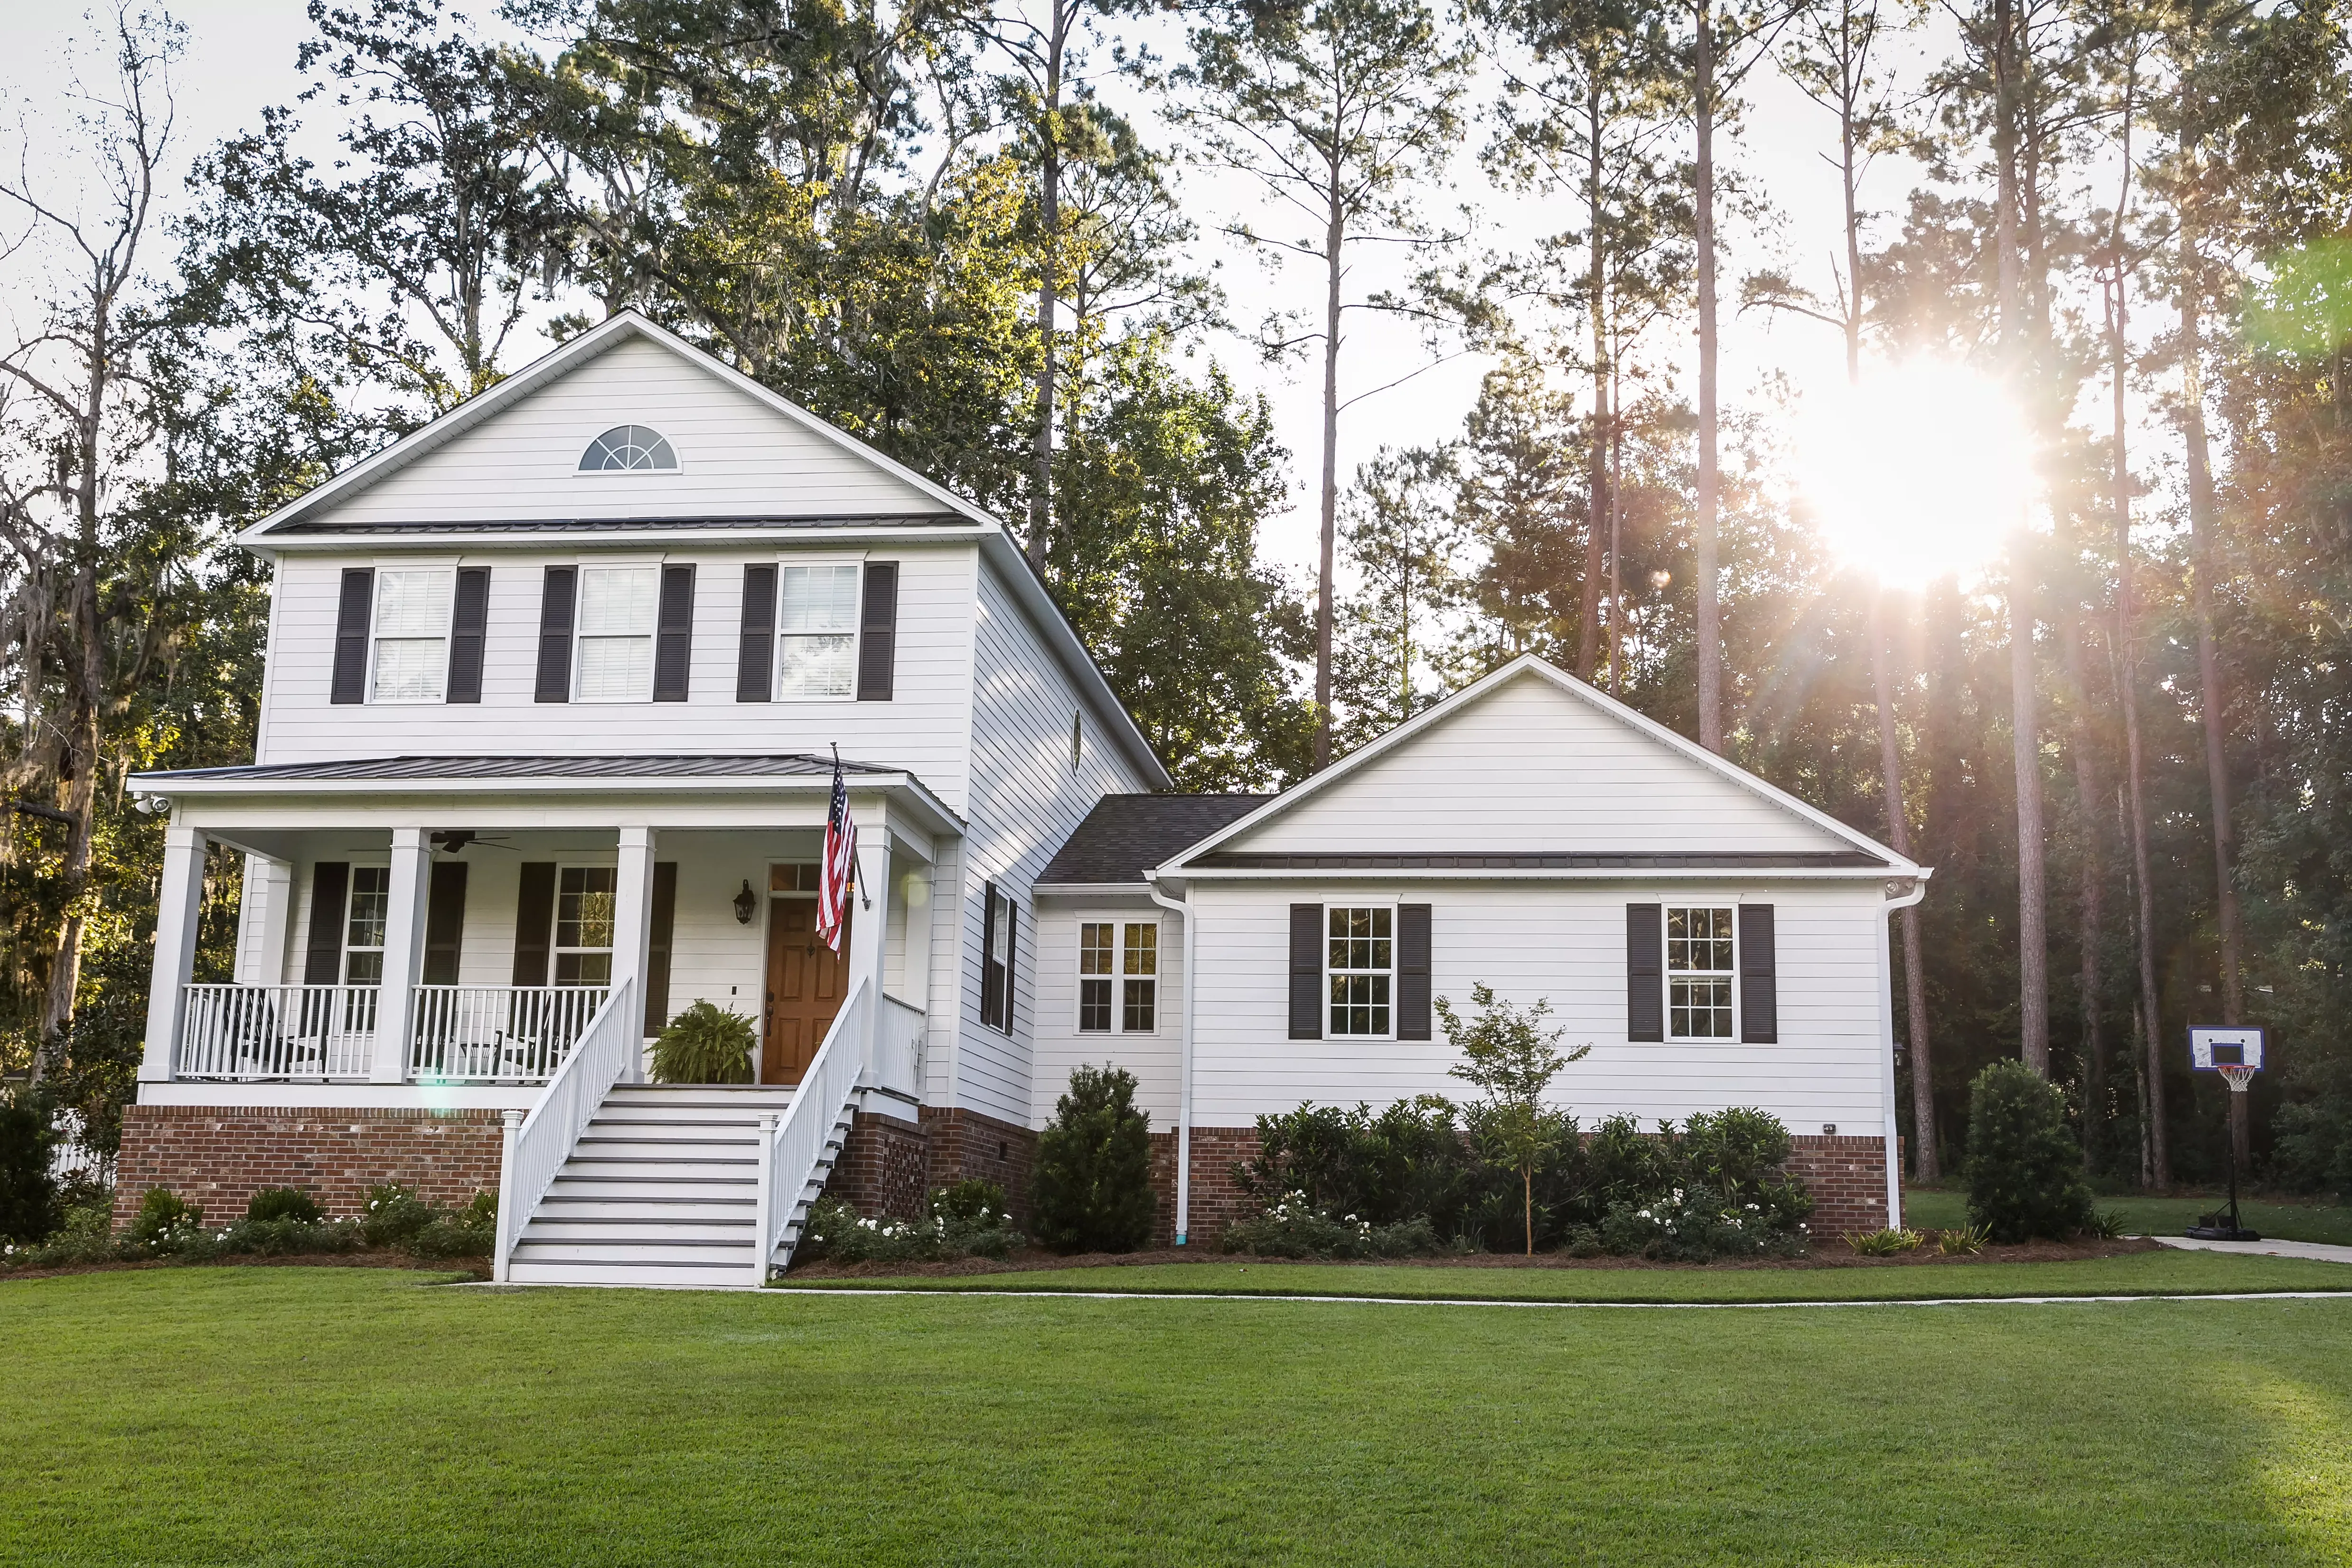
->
xmin=1441 ymin=983 xmax=1590 ymax=1254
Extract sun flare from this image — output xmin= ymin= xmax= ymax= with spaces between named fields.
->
xmin=1793 ymin=362 xmax=2034 ymax=588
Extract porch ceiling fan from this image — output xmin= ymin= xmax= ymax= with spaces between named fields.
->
xmin=430 ymin=831 xmax=518 ymax=854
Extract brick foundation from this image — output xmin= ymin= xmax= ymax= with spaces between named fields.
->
xmin=832 ymin=1110 xmax=932 ymax=1221
xmin=114 ymin=1104 xmax=505 ymax=1231
xmin=919 ymin=1106 xmax=1039 ymax=1225
xmin=1785 ymin=1134 xmax=1892 ymax=1237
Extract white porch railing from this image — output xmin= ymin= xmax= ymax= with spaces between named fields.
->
xmin=408 ymin=986 xmax=612 ymax=1084
xmin=177 ymin=984 xmax=377 ymax=1080
xmin=876 ymin=994 xmax=926 ymax=1096
xmin=494 ymin=979 xmax=636 ymax=1284
xmin=756 ymin=976 xmax=871 ymax=1285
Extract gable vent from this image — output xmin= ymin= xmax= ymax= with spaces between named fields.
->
xmin=579 ymin=425 xmax=677 ymax=471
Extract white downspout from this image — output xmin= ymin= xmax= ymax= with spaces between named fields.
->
xmin=1880 ymin=876 xmax=1929 ymax=1229
xmin=1145 ymin=872 xmax=1195 ymax=1245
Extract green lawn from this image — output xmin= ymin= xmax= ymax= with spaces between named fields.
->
xmin=1905 ymin=1187 xmax=2352 ymax=1247
xmin=4 ymin=1268 xmax=2352 ymax=1566
xmin=778 ymin=1248 xmax=2352 ymax=1301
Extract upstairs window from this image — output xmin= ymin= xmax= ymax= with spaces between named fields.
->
xmin=575 ymin=565 xmax=659 ymax=702
xmin=369 ymin=569 xmax=454 ymax=702
xmin=776 ymin=563 xmax=861 ymax=699
xmin=579 ymin=425 xmax=677 ymax=471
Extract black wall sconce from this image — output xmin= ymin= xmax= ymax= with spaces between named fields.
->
xmin=733 ymin=879 xmax=758 ymax=925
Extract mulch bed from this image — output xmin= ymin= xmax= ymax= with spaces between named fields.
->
xmin=784 ymin=1235 xmax=2162 ymax=1280
xmin=2 ymin=1252 xmax=488 ymax=1284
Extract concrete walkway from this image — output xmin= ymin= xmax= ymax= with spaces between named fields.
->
xmin=2151 ymin=1234 xmax=2352 ymax=1265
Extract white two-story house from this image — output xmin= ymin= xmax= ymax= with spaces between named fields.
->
xmin=123 ymin=312 xmax=1929 ymax=1286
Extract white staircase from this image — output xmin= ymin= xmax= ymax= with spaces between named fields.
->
xmin=506 ymin=1084 xmax=800 ymax=1287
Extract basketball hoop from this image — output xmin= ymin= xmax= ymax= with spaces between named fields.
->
xmin=2187 ymin=1026 xmax=2268 ymax=1243
xmin=2218 ymin=1063 xmax=2257 ymax=1094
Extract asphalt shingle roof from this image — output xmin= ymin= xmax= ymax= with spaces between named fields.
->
xmin=1036 ymin=793 xmax=1273 ymax=885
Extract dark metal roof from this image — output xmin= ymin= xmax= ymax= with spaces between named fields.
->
xmin=1185 ymin=850 xmax=1889 ymax=871
xmin=1037 ymin=793 xmax=1274 ymax=885
xmin=270 ymin=511 xmax=969 ymax=535
xmin=137 ymin=754 xmax=897 ymax=784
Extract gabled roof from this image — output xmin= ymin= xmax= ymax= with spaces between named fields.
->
xmin=1153 ymin=656 xmax=1925 ymax=883
xmin=228 ymin=311 xmax=1171 ymax=790
xmin=1037 ymin=793 xmax=1273 ymax=888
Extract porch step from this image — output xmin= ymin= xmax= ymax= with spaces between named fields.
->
xmin=523 ymin=1217 xmax=753 ymax=1243
xmin=559 ymin=1156 xmax=757 ymax=1182
xmin=505 ymin=1258 xmax=759 ymax=1287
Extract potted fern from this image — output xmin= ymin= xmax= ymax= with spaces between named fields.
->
xmin=649 ymin=1002 xmax=757 ymax=1085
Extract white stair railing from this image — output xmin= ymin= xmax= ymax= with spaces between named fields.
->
xmin=177 ymin=984 xmax=376 ymax=1080
xmin=494 ymin=979 xmax=636 ymax=1284
xmin=756 ymin=976 xmax=871 ymax=1284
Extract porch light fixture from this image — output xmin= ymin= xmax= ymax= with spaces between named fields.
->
xmin=733 ymin=879 xmax=757 ymax=925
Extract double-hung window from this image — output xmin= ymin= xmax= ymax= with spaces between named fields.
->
xmin=1326 ymin=906 xmax=1392 ymax=1037
xmin=575 ymin=565 xmax=660 ymax=702
xmin=369 ymin=569 xmax=454 ymax=702
xmin=1078 ymin=920 xmax=1157 ymax=1033
xmin=777 ymin=563 xmax=861 ymax=698
xmin=553 ymin=866 xmax=617 ymax=986
xmin=1666 ymin=906 xmax=1737 ymax=1040
xmin=342 ymin=866 xmax=391 ymax=985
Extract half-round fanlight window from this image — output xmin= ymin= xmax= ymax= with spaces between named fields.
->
xmin=579 ymin=425 xmax=678 ymax=471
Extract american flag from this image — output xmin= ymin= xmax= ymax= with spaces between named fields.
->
xmin=818 ymin=750 xmax=856 ymax=952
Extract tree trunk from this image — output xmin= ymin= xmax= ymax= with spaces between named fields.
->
xmin=1692 ymin=0 xmax=1723 ymax=753
xmin=1027 ymin=8 xmax=1070 ymax=570
xmin=2177 ymin=236 xmax=2248 ymax=1171
xmin=1524 ymin=1166 xmax=1535 ymax=1256
xmin=2058 ymin=615 xmax=2108 ymax=1169
xmin=1577 ymin=65 xmax=1608 ymax=681
xmin=1872 ymin=592 xmax=1937 ymax=1180
xmin=1313 ymin=172 xmax=1344 ymax=773
xmin=1839 ymin=0 xmax=1862 ymax=382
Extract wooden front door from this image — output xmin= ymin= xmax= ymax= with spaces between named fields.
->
xmin=763 ymin=896 xmax=850 ymax=1083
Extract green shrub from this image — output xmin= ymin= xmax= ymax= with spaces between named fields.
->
xmin=650 ymin=1002 xmax=756 ymax=1086
xmin=217 ymin=1216 xmax=363 ymax=1257
xmin=1240 ymin=1097 xmax=1481 ymax=1235
xmin=246 ymin=1187 xmax=323 ymax=1224
xmin=1846 ymin=1227 xmax=1924 ymax=1256
xmin=2272 ymin=1056 xmax=2352 ymax=1195
xmin=1599 ymin=1183 xmax=1806 ymax=1262
xmin=360 ymin=1183 xmax=437 ymax=1248
xmin=0 ymin=1093 xmax=60 ymax=1246
xmin=1963 ymin=1060 xmax=2095 ymax=1243
xmin=1220 ymin=1193 xmax=1447 ymax=1259
xmin=129 ymin=1188 xmax=205 ymax=1250
xmin=1030 ymin=1064 xmax=1155 ymax=1254
xmin=1 ymin=1197 xmax=118 ymax=1268
xmin=408 ymin=1191 xmax=497 ymax=1259
xmin=794 ymin=1187 xmax=1025 ymax=1265
xmin=1937 ymin=1222 xmax=1989 ymax=1255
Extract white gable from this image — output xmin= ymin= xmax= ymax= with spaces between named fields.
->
xmin=1210 ymin=667 xmax=1879 ymax=859
xmin=299 ymin=333 xmax=943 ymax=529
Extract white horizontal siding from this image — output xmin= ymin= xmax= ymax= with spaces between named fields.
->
xmin=949 ymin=559 xmax=1161 ymax=1127
xmin=1186 ymin=881 xmax=1889 ymax=1131
xmin=254 ymin=545 xmax=979 ymax=816
xmin=1227 ymin=674 xmax=1853 ymax=857
xmin=317 ymin=336 xmax=939 ymax=526
xmin=1029 ymin=897 xmax=1183 ymax=1130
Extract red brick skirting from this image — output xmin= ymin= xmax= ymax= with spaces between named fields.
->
xmin=114 ymin=1104 xmax=505 ymax=1231
xmin=1785 ymin=1134 xmax=1892 ymax=1237
xmin=920 ymin=1106 xmax=1039 ymax=1225
xmin=833 ymin=1110 xmax=931 ymax=1221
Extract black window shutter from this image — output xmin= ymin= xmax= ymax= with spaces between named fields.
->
xmin=303 ymin=863 xmax=351 ymax=985
xmin=653 ymin=565 xmax=695 ymax=702
xmin=330 ymin=570 xmax=373 ymax=704
xmin=1397 ymin=903 xmax=1432 ymax=1041
xmin=1003 ymin=895 xmax=1020 ymax=1035
xmin=446 ymin=568 xmax=489 ymax=704
xmin=1626 ymin=903 xmax=1664 ymax=1042
xmin=644 ymin=862 xmax=678 ymax=1034
xmin=737 ymin=564 xmax=777 ymax=702
xmin=512 ymin=863 xmax=557 ymax=986
xmin=979 ymin=883 xmax=1002 ymax=1026
xmin=856 ymin=561 xmax=899 ymax=701
xmin=534 ymin=567 xmax=576 ymax=703
xmin=422 ymin=862 xmax=469 ymax=986
xmin=1739 ymin=903 xmax=1779 ymax=1043
xmin=1288 ymin=903 xmax=1322 ymax=1040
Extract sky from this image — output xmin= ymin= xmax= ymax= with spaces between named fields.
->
xmin=0 ymin=0 xmax=1963 ymax=582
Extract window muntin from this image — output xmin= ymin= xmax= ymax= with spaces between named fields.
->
xmin=553 ymin=865 xmax=617 ymax=986
xmin=343 ymin=866 xmax=390 ymax=985
xmin=575 ymin=565 xmax=659 ymax=702
xmin=776 ymin=564 xmax=861 ymax=699
xmin=579 ymin=425 xmax=677 ymax=471
xmin=1077 ymin=920 xmax=1156 ymax=1033
xmin=1327 ymin=906 xmax=1392 ymax=1037
xmin=369 ymin=569 xmax=453 ymax=702
xmin=1667 ymin=906 xmax=1736 ymax=1040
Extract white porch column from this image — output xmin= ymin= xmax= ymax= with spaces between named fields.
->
xmin=847 ymin=796 xmax=891 ymax=1079
xmin=369 ymin=828 xmax=434 ymax=1084
xmin=236 ymin=853 xmax=294 ymax=986
xmin=139 ymin=824 xmax=209 ymax=1083
xmin=611 ymin=826 xmax=658 ymax=1082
